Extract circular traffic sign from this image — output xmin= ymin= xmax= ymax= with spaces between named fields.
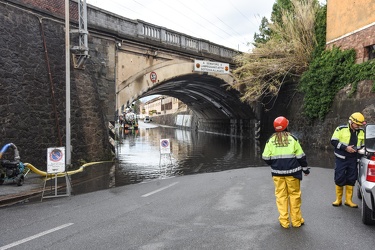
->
xmin=50 ymin=148 xmax=63 ymax=162
xmin=150 ymin=72 xmax=157 ymax=83
xmin=161 ymin=139 xmax=169 ymax=148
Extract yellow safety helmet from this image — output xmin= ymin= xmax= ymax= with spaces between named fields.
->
xmin=349 ymin=112 xmax=365 ymax=125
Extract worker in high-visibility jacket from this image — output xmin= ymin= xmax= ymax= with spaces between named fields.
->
xmin=331 ymin=112 xmax=365 ymax=208
xmin=262 ymin=116 xmax=310 ymax=229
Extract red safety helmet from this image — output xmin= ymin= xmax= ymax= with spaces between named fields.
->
xmin=273 ymin=116 xmax=289 ymax=132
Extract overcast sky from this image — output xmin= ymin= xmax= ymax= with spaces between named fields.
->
xmin=86 ymin=0 xmax=276 ymax=52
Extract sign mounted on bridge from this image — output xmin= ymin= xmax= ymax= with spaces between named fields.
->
xmin=150 ymin=71 xmax=157 ymax=83
xmin=194 ymin=60 xmax=230 ymax=74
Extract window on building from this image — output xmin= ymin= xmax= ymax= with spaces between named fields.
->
xmin=166 ymin=102 xmax=172 ymax=110
xmin=365 ymin=45 xmax=375 ymax=60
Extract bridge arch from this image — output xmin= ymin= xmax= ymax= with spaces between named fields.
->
xmin=117 ymin=60 xmax=256 ymax=121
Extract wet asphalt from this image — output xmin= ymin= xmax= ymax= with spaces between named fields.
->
xmin=1 ymin=166 xmax=375 ymax=249
xmin=1 ymin=122 xmax=375 ymax=249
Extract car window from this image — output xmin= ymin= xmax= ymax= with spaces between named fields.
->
xmin=365 ymin=124 xmax=375 ymax=152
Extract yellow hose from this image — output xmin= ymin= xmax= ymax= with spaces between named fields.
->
xmin=24 ymin=161 xmax=114 ymax=178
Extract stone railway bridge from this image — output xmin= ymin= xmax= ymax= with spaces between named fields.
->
xmin=116 ymin=43 xmax=257 ymax=134
xmin=0 ymin=0 xmax=258 ymax=168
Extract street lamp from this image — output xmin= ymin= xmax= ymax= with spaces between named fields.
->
xmin=65 ymin=0 xmax=71 ymax=166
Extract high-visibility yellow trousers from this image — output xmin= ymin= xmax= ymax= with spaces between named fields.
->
xmin=272 ymin=176 xmax=304 ymax=228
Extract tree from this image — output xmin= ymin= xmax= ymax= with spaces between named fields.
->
xmin=233 ymin=0 xmax=320 ymax=105
xmin=271 ymin=0 xmax=294 ymax=25
xmin=252 ymin=0 xmax=294 ymax=47
xmin=253 ymin=17 xmax=271 ymax=47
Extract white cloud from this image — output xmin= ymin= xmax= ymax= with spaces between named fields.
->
xmin=86 ymin=0 xmax=275 ymax=52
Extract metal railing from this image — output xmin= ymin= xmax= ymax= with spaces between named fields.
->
xmin=87 ymin=5 xmax=238 ymax=59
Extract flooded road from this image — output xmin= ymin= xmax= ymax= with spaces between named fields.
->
xmin=25 ymin=121 xmax=336 ymax=200
xmin=114 ymin=121 xmax=335 ymax=187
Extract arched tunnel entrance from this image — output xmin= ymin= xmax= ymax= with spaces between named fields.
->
xmin=136 ymin=73 xmax=258 ymax=137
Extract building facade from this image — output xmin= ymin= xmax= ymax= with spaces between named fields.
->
xmin=326 ymin=0 xmax=375 ymax=63
xmin=143 ymin=96 xmax=187 ymax=118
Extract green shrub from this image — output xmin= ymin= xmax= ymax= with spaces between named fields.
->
xmin=300 ymin=47 xmax=375 ymax=120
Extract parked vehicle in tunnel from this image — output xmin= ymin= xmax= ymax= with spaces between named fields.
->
xmin=357 ymin=124 xmax=375 ymax=225
xmin=144 ymin=116 xmax=151 ymax=123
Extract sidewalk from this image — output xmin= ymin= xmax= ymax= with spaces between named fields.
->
xmin=0 ymin=172 xmax=45 ymax=207
xmin=0 ymin=161 xmax=114 ymax=207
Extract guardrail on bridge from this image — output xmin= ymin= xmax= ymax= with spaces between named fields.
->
xmin=87 ymin=4 xmax=238 ymax=59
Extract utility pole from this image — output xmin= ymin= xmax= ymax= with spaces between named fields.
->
xmin=71 ymin=0 xmax=89 ymax=69
xmin=65 ymin=0 xmax=89 ymax=165
xmin=65 ymin=0 xmax=71 ymax=166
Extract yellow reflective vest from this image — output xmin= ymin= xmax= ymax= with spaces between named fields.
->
xmin=331 ymin=124 xmax=364 ymax=159
xmin=262 ymin=132 xmax=308 ymax=180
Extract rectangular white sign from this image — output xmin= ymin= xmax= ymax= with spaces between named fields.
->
xmin=160 ymin=139 xmax=171 ymax=154
xmin=47 ymin=147 xmax=66 ymax=173
xmin=194 ymin=60 xmax=230 ymax=74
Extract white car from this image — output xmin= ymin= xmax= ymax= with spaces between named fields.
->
xmin=144 ymin=116 xmax=151 ymax=123
xmin=357 ymin=124 xmax=375 ymax=225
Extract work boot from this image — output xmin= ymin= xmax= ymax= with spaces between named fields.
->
xmin=292 ymin=218 xmax=305 ymax=228
xmin=332 ymin=185 xmax=343 ymax=206
xmin=344 ymin=185 xmax=358 ymax=208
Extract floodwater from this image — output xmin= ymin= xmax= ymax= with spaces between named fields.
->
xmin=113 ymin=121 xmax=335 ymax=187
xmin=17 ymin=121 xmax=335 ymax=202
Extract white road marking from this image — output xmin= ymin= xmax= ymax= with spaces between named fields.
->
xmin=141 ymin=182 xmax=178 ymax=197
xmin=0 ymin=223 xmax=74 ymax=250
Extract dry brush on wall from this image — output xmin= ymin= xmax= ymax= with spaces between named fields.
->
xmin=232 ymin=0 xmax=319 ymax=105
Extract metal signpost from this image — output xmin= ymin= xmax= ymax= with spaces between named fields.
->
xmin=65 ymin=0 xmax=89 ymax=167
xmin=159 ymin=139 xmax=173 ymax=177
xmin=41 ymin=147 xmax=71 ymax=201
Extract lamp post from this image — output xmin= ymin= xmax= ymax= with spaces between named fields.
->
xmin=65 ymin=0 xmax=71 ymax=166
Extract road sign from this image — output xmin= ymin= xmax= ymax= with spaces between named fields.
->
xmin=47 ymin=147 xmax=65 ymax=173
xmin=160 ymin=139 xmax=171 ymax=154
xmin=194 ymin=60 xmax=230 ymax=74
xmin=150 ymin=71 xmax=157 ymax=83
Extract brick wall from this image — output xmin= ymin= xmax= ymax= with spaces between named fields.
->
xmin=9 ymin=0 xmax=78 ymax=19
xmin=326 ymin=24 xmax=375 ymax=63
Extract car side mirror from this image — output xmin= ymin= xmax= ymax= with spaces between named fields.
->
xmin=365 ymin=124 xmax=375 ymax=153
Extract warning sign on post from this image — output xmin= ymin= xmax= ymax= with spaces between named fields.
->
xmin=160 ymin=139 xmax=171 ymax=154
xmin=194 ymin=60 xmax=230 ymax=74
xmin=47 ymin=147 xmax=66 ymax=173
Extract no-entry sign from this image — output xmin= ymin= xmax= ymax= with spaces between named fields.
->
xmin=160 ymin=139 xmax=171 ymax=154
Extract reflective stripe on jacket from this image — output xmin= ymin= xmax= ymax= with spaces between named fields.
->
xmin=331 ymin=124 xmax=364 ymax=159
xmin=262 ymin=133 xmax=308 ymax=180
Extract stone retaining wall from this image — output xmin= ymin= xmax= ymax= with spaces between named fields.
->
xmin=263 ymin=81 xmax=375 ymax=149
xmin=0 ymin=1 xmax=114 ymax=168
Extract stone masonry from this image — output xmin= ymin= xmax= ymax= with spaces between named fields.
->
xmin=327 ymin=25 xmax=375 ymax=63
xmin=0 ymin=0 xmax=114 ymax=168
